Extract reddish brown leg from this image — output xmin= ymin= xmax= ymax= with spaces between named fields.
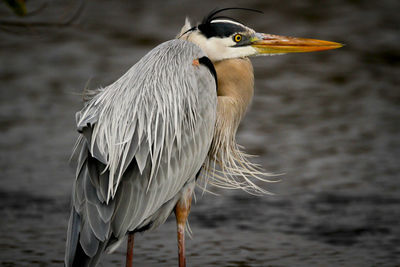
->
xmin=126 ymin=233 xmax=134 ymax=267
xmin=174 ymin=194 xmax=193 ymax=267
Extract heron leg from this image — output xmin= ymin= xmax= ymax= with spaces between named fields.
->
xmin=126 ymin=232 xmax=134 ymax=267
xmin=174 ymin=192 xmax=193 ymax=267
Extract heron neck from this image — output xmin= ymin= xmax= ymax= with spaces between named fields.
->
xmin=206 ymin=57 xmax=254 ymax=174
xmin=214 ymin=58 xmax=254 ymax=122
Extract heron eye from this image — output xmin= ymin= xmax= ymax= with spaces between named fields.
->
xmin=233 ymin=34 xmax=242 ymax=43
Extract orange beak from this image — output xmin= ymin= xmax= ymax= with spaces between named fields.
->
xmin=251 ymin=33 xmax=343 ymax=54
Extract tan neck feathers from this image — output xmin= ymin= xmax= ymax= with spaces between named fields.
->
xmin=203 ymin=57 xmax=270 ymax=195
xmin=214 ymin=58 xmax=254 ymax=119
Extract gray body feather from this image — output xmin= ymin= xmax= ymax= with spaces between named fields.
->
xmin=65 ymin=39 xmax=217 ymax=266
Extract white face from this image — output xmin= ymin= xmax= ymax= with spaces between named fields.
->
xmin=180 ymin=20 xmax=259 ymax=62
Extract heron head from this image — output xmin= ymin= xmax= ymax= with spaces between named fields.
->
xmin=178 ymin=8 xmax=342 ymax=62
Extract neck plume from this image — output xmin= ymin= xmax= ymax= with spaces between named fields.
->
xmin=203 ymin=58 xmax=272 ymax=194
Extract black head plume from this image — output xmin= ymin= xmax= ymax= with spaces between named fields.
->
xmin=201 ymin=7 xmax=263 ymax=25
xmin=197 ymin=8 xmax=262 ymax=39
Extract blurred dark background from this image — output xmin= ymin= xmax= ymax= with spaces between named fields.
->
xmin=0 ymin=0 xmax=399 ymax=266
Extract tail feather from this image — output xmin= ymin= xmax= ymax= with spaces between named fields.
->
xmin=71 ymin=238 xmax=108 ymax=267
xmin=65 ymin=209 xmax=81 ymax=266
xmin=71 ymin=241 xmax=91 ymax=266
xmin=65 ymin=208 xmax=108 ymax=267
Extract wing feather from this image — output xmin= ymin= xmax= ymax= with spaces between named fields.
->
xmin=85 ymin=201 xmax=109 ymax=241
xmin=80 ymin=220 xmax=99 ymax=257
xmin=135 ymin=138 xmax=150 ymax=174
xmin=66 ymin=39 xmax=217 ymax=264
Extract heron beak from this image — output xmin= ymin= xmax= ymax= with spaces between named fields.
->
xmin=251 ymin=33 xmax=343 ymax=54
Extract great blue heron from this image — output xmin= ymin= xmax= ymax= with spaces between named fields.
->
xmin=65 ymin=8 xmax=341 ymax=267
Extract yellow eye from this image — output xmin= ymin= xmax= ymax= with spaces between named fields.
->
xmin=233 ymin=34 xmax=242 ymax=43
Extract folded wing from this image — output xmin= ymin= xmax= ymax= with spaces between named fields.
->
xmin=65 ymin=39 xmax=217 ymax=266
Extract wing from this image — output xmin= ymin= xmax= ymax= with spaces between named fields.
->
xmin=65 ymin=39 xmax=217 ymax=265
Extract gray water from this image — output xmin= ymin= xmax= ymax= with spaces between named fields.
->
xmin=0 ymin=0 xmax=399 ymax=266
